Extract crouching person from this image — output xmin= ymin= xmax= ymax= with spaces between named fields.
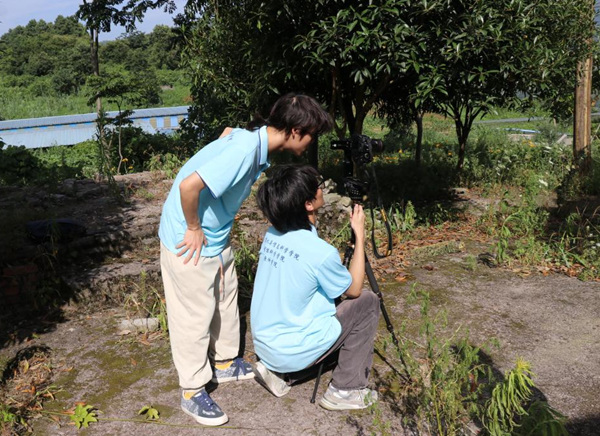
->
xmin=250 ymin=164 xmax=380 ymax=410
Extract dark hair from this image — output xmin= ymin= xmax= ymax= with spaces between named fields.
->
xmin=256 ymin=164 xmax=320 ymax=233
xmin=247 ymin=93 xmax=333 ymax=137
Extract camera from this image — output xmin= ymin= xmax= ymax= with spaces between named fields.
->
xmin=331 ymin=134 xmax=392 ymax=258
xmin=331 ymin=134 xmax=384 ymax=166
xmin=330 ymin=134 xmax=384 ymax=202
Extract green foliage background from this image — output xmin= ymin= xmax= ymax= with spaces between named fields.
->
xmin=0 ymin=16 xmax=188 ymax=120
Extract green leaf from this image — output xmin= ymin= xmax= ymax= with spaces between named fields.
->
xmin=70 ymin=404 xmax=98 ymax=429
xmin=138 ymin=405 xmax=160 ymax=421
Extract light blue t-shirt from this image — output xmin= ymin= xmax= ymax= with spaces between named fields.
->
xmin=158 ymin=126 xmax=269 ymax=257
xmin=251 ymin=226 xmax=352 ymax=373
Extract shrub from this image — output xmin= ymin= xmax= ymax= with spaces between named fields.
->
xmin=0 ymin=145 xmax=45 ymax=186
xmin=105 ymin=127 xmax=195 ymax=174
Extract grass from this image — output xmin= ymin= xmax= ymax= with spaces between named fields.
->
xmin=0 ymin=77 xmax=190 ymax=120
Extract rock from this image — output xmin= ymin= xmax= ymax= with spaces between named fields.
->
xmin=339 ymin=196 xmax=352 ymax=208
xmin=323 ymin=193 xmax=342 ymax=204
xmin=119 ymin=317 xmax=160 ymax=333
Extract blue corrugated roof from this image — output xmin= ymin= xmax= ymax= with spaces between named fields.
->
xmin=0 ymin=106 xmax=189 ymax=149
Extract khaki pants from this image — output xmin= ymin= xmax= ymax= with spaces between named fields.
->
xmin=160 ymin=243 xmax=239 ymax=390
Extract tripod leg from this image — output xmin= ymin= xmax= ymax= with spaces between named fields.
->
xmin=364 ymin=255 xmax=400 ymax=348
xmin=310 ymin=362 xmax=324 ymax=403
xmin=364 ymin=254 xmax=411 ymax=382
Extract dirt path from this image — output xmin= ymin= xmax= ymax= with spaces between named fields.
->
xmin=1 ymin=172 xmax=599 ymax=435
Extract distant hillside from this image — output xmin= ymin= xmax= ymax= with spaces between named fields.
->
xmin=0 ymin=15 xmax=188 ymax=120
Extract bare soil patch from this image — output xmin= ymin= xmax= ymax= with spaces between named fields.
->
xmin=1 ymin=172 xmax=598 ymax=435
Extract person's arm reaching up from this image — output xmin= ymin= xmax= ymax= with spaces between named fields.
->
xmin=344 ymin=204 xmax=366 ymax=298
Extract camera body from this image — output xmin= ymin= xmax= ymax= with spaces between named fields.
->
xmin=330 ymin=134 xmax=384 ymax=203
xmin=331 ymin=134 xmax=384 ymax=166
xmin=330 ymin=133 xmax=393 ymax=259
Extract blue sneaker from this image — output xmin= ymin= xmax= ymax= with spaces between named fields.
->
xmin=181 ymin=388 xmax=228 ymax=426
xmin=211 ymin=357 xmax=255 ymax=383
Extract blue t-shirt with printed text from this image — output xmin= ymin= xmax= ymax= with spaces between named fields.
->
xmin=159 ymin=126 xmax=269 ymax=257
xmin=251 ymin=226 xmax=352 ymax=373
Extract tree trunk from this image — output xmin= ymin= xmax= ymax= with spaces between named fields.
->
xmin=455 ymin=120 xmax=469 ymax=172
xmin=414 ymin=112 xmax=423 ymax=168
xmin=90 ymin=28 xmax=102 ymax=114
xmin=354 ymin=110 xmax=365 ymax=135
xmin=454 ymin=105 xmax=476 ymax=172
xmin=573 ymin=55 xmax=593 ymax=175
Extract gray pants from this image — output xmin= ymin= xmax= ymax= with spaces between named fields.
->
xmin=317 ymin=290 xmax=380 ymax=390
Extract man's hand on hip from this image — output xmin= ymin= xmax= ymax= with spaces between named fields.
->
xmin=176 ymin=227 xmax=207 ymax=266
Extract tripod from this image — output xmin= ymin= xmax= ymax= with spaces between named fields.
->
xmin=310 ymin=229 xmax=410 ymax=404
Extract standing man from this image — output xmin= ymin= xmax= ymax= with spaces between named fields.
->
xmin=159 ymin=94 xmax=333 ymax=426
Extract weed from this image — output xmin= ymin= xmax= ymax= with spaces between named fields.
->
xmin=483 ymin=358 xmax=567 ymax=436
xmin=517 ymin=400 xmax=568 ymax=436
xmin=329 ymin=221 xmax=352 ymax=250
xmin=380 ymin=287 xmax=565 ymax=436
xmin=0 ymin=346 xmax=55 ymax=435
xmin=0 ymin=404 xmax=26 ymax=435
xmin=370 ymin=400 xmax=393 ymax=436
xmin=147 ymin=152 xmax=184 ymax=179
xmin=483 ymin=176 xmax=600 ymax=278
xmin=483 ymin=358 xmax=534 ymax=434
xmin=132 ymin=187 xmax=156 ymax=201
xmin=423 ymin=203 xmax=460 ymax=227
xmin=233 ymin=228 xmax=259 ymax=305
xmin=123 ymin=271 xmax=168 ymax=334
xmin=381 ymin=286 xmax=491 ymax=435
xmin=389 ymin=201 xmax=417 ymax=233
xmin=69 ymin=403 xmax=98 ymax=429
xmin=138 ymin=405 xmax=160 ymax=421
xmin=552 ymin=207 xmax=600 ymax=280
xmin=490 ymin=179 xmax=550 ymax=266
xmin=464 ymin=254 xmax=478 ymax=271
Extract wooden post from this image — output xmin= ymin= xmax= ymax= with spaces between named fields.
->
xmin=573 ymin=55 xmax=593 ymax=175
xmin=572 ymin=0 xmax=595 ymax=175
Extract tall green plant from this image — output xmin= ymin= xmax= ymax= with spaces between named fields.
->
xmin=380 ymin=287 xmax=566 ymax=436
xmin=483 ymin=359 xmax=567 ymax=436
xmin=385 ymin=287 xmax=490 ymax=435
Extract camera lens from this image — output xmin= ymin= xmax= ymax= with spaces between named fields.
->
xmin=370 ymin=139 xmax=384 ymax=153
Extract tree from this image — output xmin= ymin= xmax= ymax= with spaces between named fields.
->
xmin=77 ymin=0 xmax=176 ymax=183
xmin=0 ymin=17 xmax=91 ymax=95
xmin=295 ymin=1 xmax=414 ymax=137
xmin=76 ymin=0 xmax=176 ymax=112
xmin=148 ymin=25 xmax=180 ymax=70
xmin=376 ymin=69 xmax=430 ymax=167
xmin=401 ymin=0 xmax=595 ymax=172
xmin=175 ymin=0 xmax=289 ymax=141
xmin=177 ymin=0 xmax=595 ymax=172
xmin=53 ymin=15 xmax=87 ymax=37
xmin=86 ymin=70 xmax=159 ymax=174
xmin=176 ymin=0 xmax=415 ymax=153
